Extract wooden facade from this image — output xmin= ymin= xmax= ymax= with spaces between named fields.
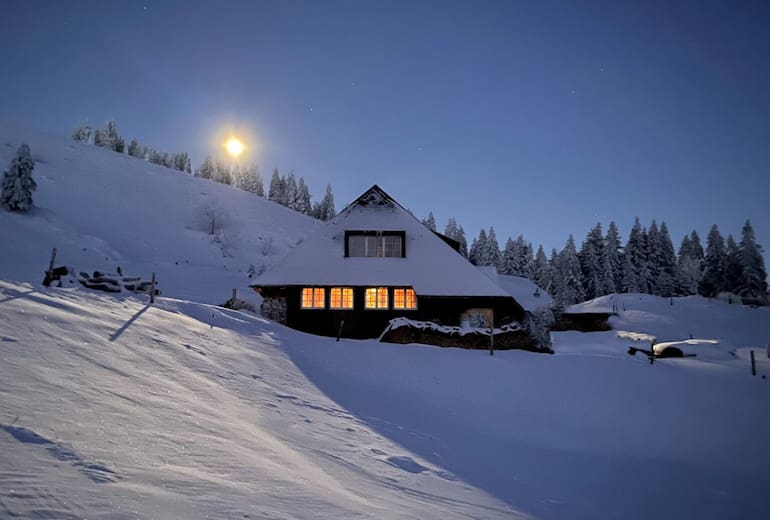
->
xmin=258 ymin=285 xmax=525 ymax=339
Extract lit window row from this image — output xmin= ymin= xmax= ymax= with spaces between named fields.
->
xmin=300 ymin=287 xmax=417 ymax=310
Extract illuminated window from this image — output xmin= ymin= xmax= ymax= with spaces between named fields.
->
xmin=301 ymin=287 xmax=325 ymax=309
xmin=393 ymin=288 xmax=417 ymax=310
xmin=365 ymin=287 xmax=389 ymax=309
xmin=330 ymin=287 xmax=354 ymax=309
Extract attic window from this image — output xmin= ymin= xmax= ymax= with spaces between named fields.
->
xmin=365 ymin=287 xmax=389 ymax=309
xmin=393 ymin=288 xmax=417 ymax=310
xmin=301 ymin=288 xmax=325 ymax=309
xmin=345 ymin=231 xmax=405 ymax=258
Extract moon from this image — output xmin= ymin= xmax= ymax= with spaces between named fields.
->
xmin=225 ymin=137 xmax=244 ymax=157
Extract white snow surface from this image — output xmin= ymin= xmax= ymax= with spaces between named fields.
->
xmin=0 ymin=123 xmax=318 ymax=304
xmin=477 ymin=266 xmax=553 ymax=312
xmin=253 ymin=189 xmax=510 ymax=297
xmin=1 ymin=127 xmax=770 ymax=519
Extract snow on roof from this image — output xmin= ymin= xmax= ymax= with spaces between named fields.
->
xmin=252 ymin=185 xmax=511 ymax=297
xmin=476 ymin=267 xmax=553 ymax=312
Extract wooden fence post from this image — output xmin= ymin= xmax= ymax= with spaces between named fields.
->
xmin=149 ymin=272 xmax=156 ymax=304
xmin=650 ymin=341 xmax=655 ymax=365
xmin=231 ymin=288 xmax=237 ymax=306
xmin=336 ymin=320 xmax=345 ymax=342
xmin=43 ymin=247 xmax=57 ymax=287
xmin=751 ymin=350 xmax=756 ymax=376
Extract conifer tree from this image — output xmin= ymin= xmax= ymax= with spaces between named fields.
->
xmin=579 ymin=222 xmax=605 ymax=299
xmin=444 ymin=218 xmax=458 ymax=240
xmin=195 ymin=155 xmax=216 ymax=180
xmin=623 ymin=218 xmax=646 ymax=293
xmin=1 ymin=144 xmax=36 ymax=212
xmin=534 ymin=245 xmax=552 ymax=290
xmin=314 ymin=184 xmax=336 ymax=221
xmin=422 ymin=212 xmax=437 ymax=231
xmin=723 ymin=235 xmax=743 ymax=294
xmin=214 ymin=160 xmax=232 ymax=185
xmin=469 ymin=229 xmax=487 ymax=266
xmin=268 ymin=169 xmax=283 ymax=203
xmin=127 ymin=139 xmax=143 ymax=158
xmin=296 ymin=177 xmax=312 ymax=214
xmin=285 ymin=173 xmax=299 ymax=210
xmin=71 ymin=121 xmax=92 ymax=143
xmin=500 ymin=237 xmax=517 ymax=275
xmin=699 ymin=224 xmax=726 ymax=297
xmin=605 ymin=221 xmax=623 ymax=294
xmin=456 ymin=225 xmax=468 ymax=258
xmin=547 ymin=248 xmax=561 ymax=297
xmin=654 ymin=221 xmax=677 ymax=297
xmin=558 ymin=235 xmax=584 ymax=305
xmin=482 ymin=227 xmax=501 ymax=268
xmin=738 ymin=219 xmax=768 ymax=300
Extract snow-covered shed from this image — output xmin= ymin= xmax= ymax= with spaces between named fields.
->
xmin=251 ymin=185 xmax=527 ymax=338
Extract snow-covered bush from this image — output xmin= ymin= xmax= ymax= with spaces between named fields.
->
xmin=1 ymin=144 xmax=37 ymax=212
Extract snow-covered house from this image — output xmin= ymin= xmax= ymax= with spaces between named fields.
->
xmin=251 ymin=185 xmax=527 ymax=338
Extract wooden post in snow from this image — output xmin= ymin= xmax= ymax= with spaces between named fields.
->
xmin=336 ymin=320 xmax=345 ymax=342
xmin=149 ymin=272 xmax=156 ymax=304
xmin=751 ymin=350 xmax=756 ymax=376
xmin=489 ymin=310 xmax=495 ymax=356
xmin=43 ymin=247 xmax=57 ymax=287
xmin=650 ymin=341 xmax=655 ymax=365
xmin=231 ymin=288 xmax=237 ymax=307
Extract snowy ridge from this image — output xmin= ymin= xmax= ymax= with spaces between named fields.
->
xmin=0 ymin=123 xmax=318 ymax=304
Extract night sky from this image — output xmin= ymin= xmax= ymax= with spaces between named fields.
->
xmin=2 ymin=0 xmax=769 ymax=257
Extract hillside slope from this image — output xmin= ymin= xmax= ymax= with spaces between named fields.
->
xmin=0 ymin=123 xmax=317 ymax=303
xmin=1 ymin=280 xmax=769 ymax=519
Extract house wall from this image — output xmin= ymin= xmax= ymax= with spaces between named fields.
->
xmin=259 ymin=286 xmax=525 ymax=339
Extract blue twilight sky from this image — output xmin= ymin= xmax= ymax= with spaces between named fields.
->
xmin=1 ymin=0 xmax=769 ymax=258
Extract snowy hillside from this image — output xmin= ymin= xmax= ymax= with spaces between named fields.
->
xmin=0 ymin=123 xmax=317 ymax=303
xmin=1 ymin=280 xmax=769 ymax=519
xmin=1 ymin=126 xmax=770 ymax=519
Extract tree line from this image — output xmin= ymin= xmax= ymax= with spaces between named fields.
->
xmin=424 ymin=211 xmax=768 ymax=307
xmin=72 ymin=120 xmax=336 ymax=221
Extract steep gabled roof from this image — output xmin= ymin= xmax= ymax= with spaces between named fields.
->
xmin=252 ymin=185 xmax=511 ymax=297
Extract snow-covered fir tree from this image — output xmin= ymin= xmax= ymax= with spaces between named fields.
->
xmin=481 ymin=227 xmax=501 ymax=268
xmin=71 ymin=121 xmax=92 ymax=143
xmin=127 ymin=139 xmax=143 ymax=158
xmin=604 ymin=221 xmax=623 ymax=294
xmin=285 ymin=173 xmax=299 ymax=210
xmin=444 ymin=218 xmax=458 ymax=240
xmin=468 ymin=229 xmax=487 ymax=266
xmin=579 ymin=222 xmax=605 ymax=300
xmin=195 ymin=155 xmax=216 ymax=180
xmin=653 ymin=221 xmax=677 ymax=297
xmin=295 ymin=177 xmax=311 ymax=214
xmin=213 ymin=160 xmax=232 ymax=185
xmin=500 ymin=237 xmax=518 ymax=275
xmin=557 ymin=235 xmax=584 ymax=306
xmin=422 ymin=212 xmax=437 ymax=231
xmin=699 ymin=224 xmax=726 ymax=297
xmin=623 ymin=218 xmax=646 ymax=293
xmin=547 ymin=248 xmax=562 ymax=298
xmin=723 ymin=235 xmax=743 ymax=295
xmin=238 ymin=163 xmax=263 ymax=195
xmin=312 ymin=184 xmax=335 ymax=221
xmin=456 ymin=225 xmax=468 ymax=258
xmin=738 ymin=219 xmax=768 ymax=300
xmin=638 ymin=222 xmax=656 ymax=294
xmin=268 ymin=169 xmax=283 ymax=203
xmin=94 ymin=120 xmax=123 ymax=152
xmin=1 ymin=144 xmax=36 ymax=213
xmin=533 ymin=245 xmax=553 ymax=292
